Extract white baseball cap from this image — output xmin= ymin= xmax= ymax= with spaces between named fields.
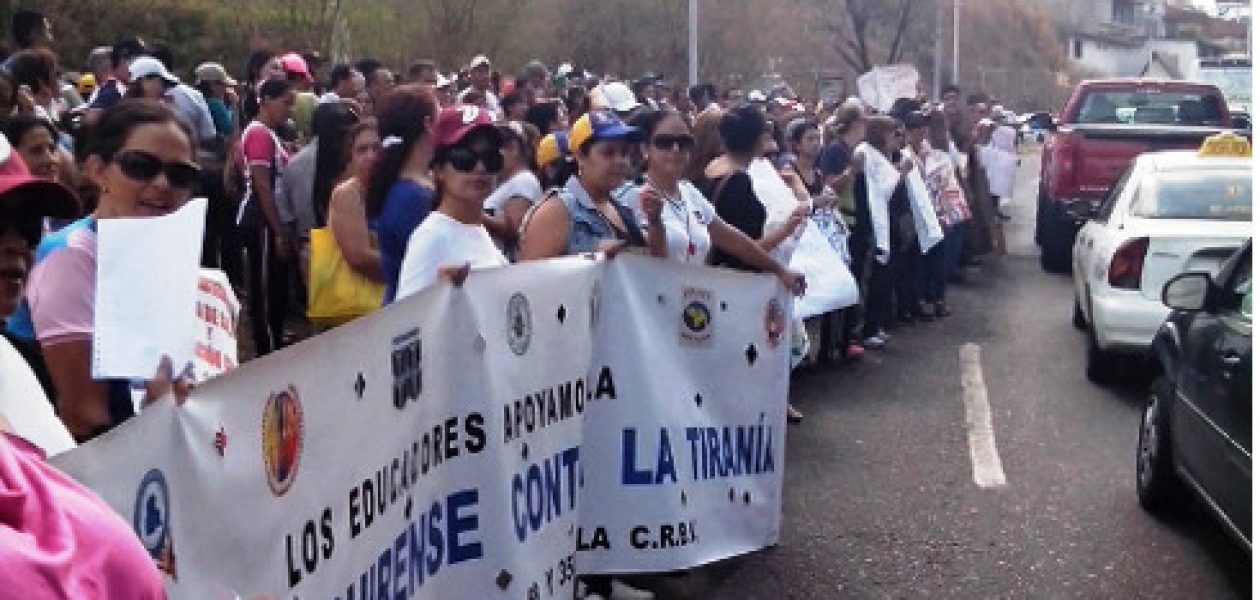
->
xmin=596 ymin=81 xmax=640 ymax=114
xmin=129 ymin=56 xmax=179 ymax=85
xmin=469 ymin=55 xmax=491 ymax=70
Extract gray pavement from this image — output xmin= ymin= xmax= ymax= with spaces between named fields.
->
xmin=644 ymin=148 xmax=1252 ymax=599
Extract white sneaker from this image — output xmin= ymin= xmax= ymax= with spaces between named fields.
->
xmin=609 ymin=579 xmax=655 ymax=600
xmin=876 ymin=329 xmax=891 ymax=342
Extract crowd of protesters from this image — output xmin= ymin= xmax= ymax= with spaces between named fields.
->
xmin=0 ymin=9 xmax=1021 ymax=599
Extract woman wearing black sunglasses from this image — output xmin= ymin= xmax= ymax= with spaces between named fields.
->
xmin=394 ymin=106 xmax=508 ymax=300
xmin=629 ymin=109 xmax=804 ymax=292
xmin=19 ymin=100 xmax=198 ymax=442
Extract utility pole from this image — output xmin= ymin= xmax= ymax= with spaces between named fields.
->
xmin=688 ymin=0 xmax=699 ymax=87
xmin=953 ymin=0 xmax=961 ymax=89
xmin=933 ymin=0 xmax=943 ymax=99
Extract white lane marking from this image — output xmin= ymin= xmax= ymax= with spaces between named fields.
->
xmin=960 ymin=343 xmax=1008 ymax=488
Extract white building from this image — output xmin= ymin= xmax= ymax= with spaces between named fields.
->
xmin=1060 ymin=0 xmax=1203 ymax=79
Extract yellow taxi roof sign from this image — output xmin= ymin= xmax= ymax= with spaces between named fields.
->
xmin=1198 ymin=132 xmax=1251 ymax=158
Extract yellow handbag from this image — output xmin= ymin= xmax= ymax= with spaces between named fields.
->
xmin=306 ymin=226 xmax=385 ymax=326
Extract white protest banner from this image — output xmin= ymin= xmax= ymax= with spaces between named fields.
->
xmin=577 ymin=256 xmax=790 ymax=573
xmin=192 ymin=268 xmax=240 ymax=382
xmin=53 ymin=256 xmax=790 ymax=598
xmin=788 ymin=222 xmax=859 ymax=318
xmin=905 ymin=168 xmax=945 ymax=253
xmin=747 ymin=158 xmax=858 ymax=319
xmin=856 ymin=64 xmax=920 ymax=113
xmin=56 ymin=257 xmax=600 ymax=600
xmin=93 ymin=198 xmax=207 ymax=379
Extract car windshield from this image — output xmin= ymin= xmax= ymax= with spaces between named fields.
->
xmin=1132 ymin=170 xmax=1252 ymax=220
xmin=1074 ymin=90 xmax=1223 ymax=125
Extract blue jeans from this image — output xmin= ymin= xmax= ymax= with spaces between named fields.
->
xmin=920 ymin=225 xmax=966 ymax=303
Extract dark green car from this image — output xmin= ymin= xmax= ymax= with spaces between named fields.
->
xmin=1141 ymin=239 xmax=1251 ymax=550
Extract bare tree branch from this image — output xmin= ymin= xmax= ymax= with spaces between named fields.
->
xmin=887 ymin=0 xmax=913 ymax=63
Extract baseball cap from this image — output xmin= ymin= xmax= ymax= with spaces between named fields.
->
xmin=536 ymin=132 xmax=569 ymax=168
xmin=0 ymin=137 xmax=80 ymax=222
xmin=433 ymin=106 xmax=503 ymax=151
xmin=77 ymin=73 xmax=97 ymax=95
xmin=129 ymin=56 xmax=179 ymax=86
xmin=595 ymin=82 xmax=640 ymax=114
xmin=280 ymin=52 xmax=313 ymax=82
xmin=568 ymin=109 xmax=643 ymax=154
xmin=469 ymin=55 xmax=491 ymax=70
xmin=194 ymin=62 xmax=237 ymax=86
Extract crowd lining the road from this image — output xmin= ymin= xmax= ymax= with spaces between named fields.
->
xmin=0 ymin=10 xmax=1023 ymax=598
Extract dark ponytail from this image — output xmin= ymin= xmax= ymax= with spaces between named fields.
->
xmin=365 ymin=84 xmax=439 ymax=220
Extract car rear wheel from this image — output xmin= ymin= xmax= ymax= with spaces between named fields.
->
xmin=1086 ymin=321 xmax=1117 ymax=384
xmin=1073 ymin=296 xmax=1088 ymax=331
xmin=1137 ymin=375 xmax=1184 ymax=514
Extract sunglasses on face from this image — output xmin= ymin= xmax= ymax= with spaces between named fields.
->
xmin=443 ymin=146 xmax=503 ymax=173
xmin=651 ymin=134 xmax=695 ymax=152
xmin=115 ymin=149 xmax=201 ymax=189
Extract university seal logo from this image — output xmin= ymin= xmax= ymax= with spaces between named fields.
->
xmin=133 ymin=468 xmax=177 ymax=578
xmin=680 ymin=287 xmax=714 ymax=346
xmin=507 ymin=292 xmax=532 ymax=355
xmin=262 ymin=385 xmax=304 ymax=497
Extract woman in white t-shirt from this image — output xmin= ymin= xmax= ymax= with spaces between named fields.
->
xmin=626 ymin=110 xmax=803 ymax=289
xmin=395 ymin=106 xmax=508 ymax=299
xmin=482 ymin=121 xmax=542 ymax=258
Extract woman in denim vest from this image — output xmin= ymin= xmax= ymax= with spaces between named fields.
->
xmin=518 ymin=109 xmax=646 ymax=260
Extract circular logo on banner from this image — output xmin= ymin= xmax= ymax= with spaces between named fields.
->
xmin=133 ymin=468 xmax=171 ymax=557
xmin=765 ymin=298 xmax=786 ymax=349
xmin=507 ymin=292 xmax=532 ymax=356
xmin=682 ymin=301 xmax=711 ymax=334
xmin=679 ymin=287 xmax=715 ymax=347
xmin=262 ymin=385 xmax=304 ymax=497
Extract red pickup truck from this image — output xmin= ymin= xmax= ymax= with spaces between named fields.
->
xmin=1036 ymin=79 xmax=1233 ymax=272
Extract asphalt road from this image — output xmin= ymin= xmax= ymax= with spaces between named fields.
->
xmin=643 ymin=148 xmax=1252 ymax=599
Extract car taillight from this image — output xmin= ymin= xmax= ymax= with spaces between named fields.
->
xmin=1049 ymin=131 xmax=1081 ymax=189
xmin=1108 ymin=237 xmax=1149 ymax=289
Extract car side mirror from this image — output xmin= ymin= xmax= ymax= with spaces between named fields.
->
xmin=1162 ymin=272 xmax=1213 ymax=311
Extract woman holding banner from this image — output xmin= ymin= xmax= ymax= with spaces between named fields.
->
xmin=850 ymin=115 xmax=915 ymax=350
xmin=626 ymin=110 xmax=804 ymax=293
xmin=918 ymin=109 xmax=972 ymax=317
xmin=395 ymin=106 xmax=508 ymax=299
xmin=517 ymin=109 xmax=647 ymax=260
xmin=703 ymin=104 xmax=810 ymax=421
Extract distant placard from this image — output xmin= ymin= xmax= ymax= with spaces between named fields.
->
xmin=856 ymin=64 xmax=920 ymax=113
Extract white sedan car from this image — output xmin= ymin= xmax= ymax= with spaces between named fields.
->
xmin=1072 ymin=148 xmax=1252 ymax=383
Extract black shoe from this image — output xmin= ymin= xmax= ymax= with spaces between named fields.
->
xmin=916 ymin=305 xmax=936 ymax=322
xmin=896 ymin=311 xmax=917 ymax=324
xmin=934 ymin=301 xmax=951 ymax=318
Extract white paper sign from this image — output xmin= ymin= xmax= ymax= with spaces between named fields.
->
xmin=747 ymin=159 xmax=859 ymax=318
xmin=93 ymin=198 xmax=207 ymax=379
xmin=856 ymin=64 xmax=921 ymax=113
